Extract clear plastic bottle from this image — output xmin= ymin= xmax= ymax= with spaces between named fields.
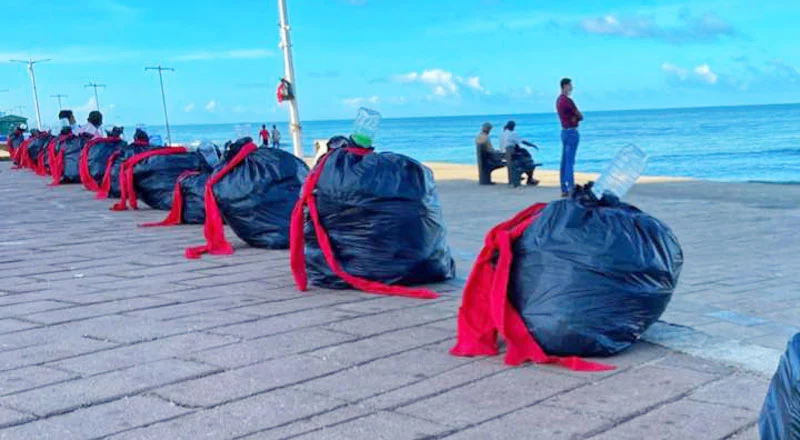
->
xmin=592 ymin=144 xmax=648 ymax=200
xmin=351 ymin=107 xmax=381 ymax=148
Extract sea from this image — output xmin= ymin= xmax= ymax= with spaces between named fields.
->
xmin=147 ymin=103 xmax=800 ymax=183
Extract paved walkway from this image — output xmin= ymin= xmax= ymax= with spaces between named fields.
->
xmin=0 ymin=162 xmax=786 ymax=439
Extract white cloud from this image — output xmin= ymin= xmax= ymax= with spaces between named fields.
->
xmin=171 ymin=49 xmax=274 ymax=62
xmin=183 ymin=103 xmax=195 ymax=113
xmin=663 ymin=62 xmax=718 ymax=85
xmin=343 ymin=96 xmax=380 ymax=107
xmin=693 ymin=64 xmax=718 ymax=84
xmin=579 ymin=10 xmax=736 ymax=44
xmin=393 ymin=68 xmax=487 ymax=97
xmin=232 ymin=105 xmax=246 ymax=114
xmin=205 ymin=100 xmax=216 ymax=112
xmin=73 ymin=97 xmax=100 ymax=114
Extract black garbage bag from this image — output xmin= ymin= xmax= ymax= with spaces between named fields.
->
xmin=141 ymin=170 xmax=212 ymax=227
xmin=97 ymin=140 xmax=159 ymax=199
xmin=185 ymin=139 xmax=308 ymax=259
xmin=289 ymin=138 xmax=455 ymax=298
xmin=79 ymin=137 xmax=126 ymax=191
xmin=51 ymin=134 xmax=91 ymax=185
xmin=27 ymin=133 xmax=53 ymax=175
xmin=760 ymin=333 xmax=800 ymax=440
xmin=7 ymin=130 xmax=25 ymax=165
xmin=507 ymin=185 xmax=683 ymax=357
xmin=112 ymin=148 xmax=210 ymax=211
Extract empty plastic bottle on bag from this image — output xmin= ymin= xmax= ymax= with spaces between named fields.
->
xmin=351 ymin=107 xmax=381 ymax=148
xmin=592 ymin=144 xmax=648 ymax=200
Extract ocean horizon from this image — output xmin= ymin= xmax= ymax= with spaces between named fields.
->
xmin=34 ymin=102 xmax=800 ymax=184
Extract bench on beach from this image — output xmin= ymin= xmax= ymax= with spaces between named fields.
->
xmin=476 ymin=145 xmax=506 ymax=185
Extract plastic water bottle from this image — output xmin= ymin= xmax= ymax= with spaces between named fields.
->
xmin=150 ymin=134 xmax=164 ymax=146
xmin=351 ymin=107 xmax=381 ymax=148
xmin=592 ymin=144 xmax=648 ymax=200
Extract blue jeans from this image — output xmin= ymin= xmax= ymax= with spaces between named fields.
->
xmin=560 ymin=129 xmax=579 ymax=194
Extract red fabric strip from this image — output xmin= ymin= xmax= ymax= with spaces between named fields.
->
xmin=12 ymin=139 xmax=32 ymax=170
xmin=289 ymin=147 xmax=439 ymax=300
xmin=140 ymin=170 xmax=200 ymax=227
xmin=79 ymin=137 xmax=118 ymax=192
xmin=185 ymin=143 xmax=258 ymax=259
xmin=35 ymin=140 xmax=53 ymax=176
xmin=111 ymin=147 xmax=188 ymax=211
xmin=450 ymin=204 xmax=615 ymax=372
xmin=96 ymin=151 xmax=121 ymax=199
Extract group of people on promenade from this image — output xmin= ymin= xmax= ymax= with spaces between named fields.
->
xmin=259 ymin=124 xmax=282 ymax=149
xmin=476 ymin=77 xmax=582 ymax=196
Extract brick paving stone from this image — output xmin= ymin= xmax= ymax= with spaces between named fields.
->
xmin=397 ymin=367 xmax=584 ymax=428
xmin=544 ymin=365 xmax=720 ymax=420
xmin=0 ymin=319 xmax=38 ymax=334
xmin=0 ymin=396 xmax=188 ymax=440
xmin=0 ymin=407 xmax=33 ymax=429
xmin=50 ymin=332 xmax=239 ymax=375
xmin=588 ymin=399 xmax=755 ymax=440
xmin=0 ymin=359 xmax=218 ymax=417
xmin=239 ymin=404 xmax=374 ymax=440
xmin=323 ymin=304 xmax=455 ymax=337
xmin=153 ymin=354 xmax=345 ymax=407
xmin=688 ymin=374 xmax=770 ymax=412
xmin=186 ymin=327 xmax=358 ymax=369
xmin=0 ymin=366 xmax=76 ymax=396
xmin=308 ymin=326 xmax=453 ymax=366
xmin=210 ymin=307 xmax=362 ymax=340
xmin=442 ymin=404 xmax=610 ymax=440
xmin=22 ymin=296 xmax=174 ymax=325
xmin=105 ymin=389 xmax=347 ymax=440
xmin=290 ymin=411 xmax=449 ymax=440
xmin=0 ymin=337 xmax=117 ymax=371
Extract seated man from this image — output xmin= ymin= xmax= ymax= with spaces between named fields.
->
xmin=475 ymin=122 xmax=505 ymax=185
xmin=500 ymin=121 xmax=539 ymax=187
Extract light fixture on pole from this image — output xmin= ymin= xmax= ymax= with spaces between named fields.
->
xmin=277 ymin=0 xmax=303 ymax=158
xmin=145 ymin=65 xmax=175 ymax=146
xmin=84 ymin=82 xmax=106 ymax=110
xmin=51 ymin=94 xmax=68 ymax=110
xmin=10 ymin=58 xmax=50 ymax=130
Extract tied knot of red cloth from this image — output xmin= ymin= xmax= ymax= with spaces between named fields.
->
xmin=140 ymin=170 xmax=201 ymax=227
xmin=449 ymin=203 xmax=615 ymax=372
xmin=185 ymin=143 xmax=258 ymax=259
xmin=111 ymin=147 xmax=188 ymax=211
xmin=288 ymin=147 xmax=439 ymax=300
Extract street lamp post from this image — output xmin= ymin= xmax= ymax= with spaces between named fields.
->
xmin=10 ymin=58 xmax=50 ymax=130
xmin=277 ymin=0 xmax=303 ymax=158
xmin=51 ymin=94 xmax=68 ymax=110
xmin=145 ymin=66 xmax=175 ymax=146
xmin=84 ymin=82 xmax=106 ymax=110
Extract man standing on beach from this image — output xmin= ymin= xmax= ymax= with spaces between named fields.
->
xmin=556 ymin=78 xmax=583 ymax=197
xmin=259 ymin=124 xmax=270 ymax=147
xmin=271 ymin=125 xmax=281 ymax=149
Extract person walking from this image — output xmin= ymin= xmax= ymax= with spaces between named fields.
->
xmin=271 ymin=125 xmax=281 ymax=149
xmin=556 ymin=78 xmax=583 ymax=197
xmin=259 ymin=124 xmax=270 ymax=147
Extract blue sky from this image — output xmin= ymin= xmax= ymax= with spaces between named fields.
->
xmin=3 ymin=0 xmax=800 ymax=126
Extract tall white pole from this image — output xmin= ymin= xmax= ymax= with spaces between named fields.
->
xmin=28 ymin=65 xmax=43 ymax=130
xmin=146 ymin=66 xmax=175 ymax=146
xmin=278 ymin=0 xmax=303 ymax=158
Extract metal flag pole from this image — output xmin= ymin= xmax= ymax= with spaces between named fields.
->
xmin=51 ymin=94 xmax=68 ymax=110
xmin=10 ymin=58 xmax=50 ymax=129
xmin=145 ymin=66 xmax=175 ymax=146
xmin=84 ymin=82 xmax=106 ymax=110
xmin=277 ymin=0 xmax=303 ymax=158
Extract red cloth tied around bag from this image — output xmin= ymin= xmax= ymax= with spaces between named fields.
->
xmin=111 ymin=147 xmax=188 ymax=211
xmin=184 ymin=143 xmax=257 ymax=259
xmin=35 ymin=140 xmax=54 ymax=176
xmin=449 ymin=204 xmax=615 ymax=372
xmin=140 ymin=170 xmax=201 ymax=227
xmin=288 ymin=147 xmax=439 ymax=300
xmin=79 ymin=137 xmax=118 ymax=192
xmin=95 ymin=151 xmax=122 ymax=199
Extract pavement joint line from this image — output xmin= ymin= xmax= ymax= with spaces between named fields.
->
xmin=577 ymin=373 xmax=733 ymax=439
xmin=720 ymin=420 xmax=759 ymax=440
xmin=21 ymin=301 xmax=186 ymax=326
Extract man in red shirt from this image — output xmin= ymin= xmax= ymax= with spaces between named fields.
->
xmin=259 ymin=124 xmax=270 ymax=146
xmin=556 ymin=78 xmax=583 ymax=197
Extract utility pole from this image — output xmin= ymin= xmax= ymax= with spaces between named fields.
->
xmin=277 ymin=0 xmax=303 ymax=158
xmin=51 ymin=94 xmax=68 ymax=110
xmin=145 ymin=66 xmax=175 ymax=146
xmin=10 ymin=58 xmax=50 ymax=130
xmin=84 ymin=82 xmax=106 ymax=110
